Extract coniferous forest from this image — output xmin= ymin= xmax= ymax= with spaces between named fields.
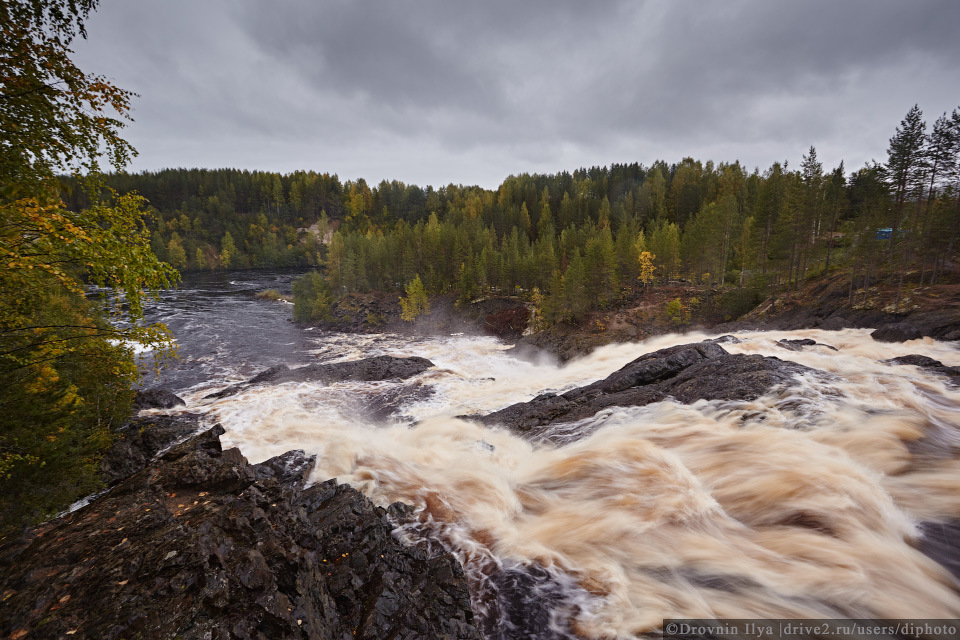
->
xmin=7 ymin=4 xmax=960 ymax=635
xmin=4 ymin=0 xmax=960 ymax=535
xmin=64 ymin=104 xmax=960 ymax=325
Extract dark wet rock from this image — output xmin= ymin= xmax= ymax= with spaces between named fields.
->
xmin=710 ymin=334 xmax=742 ymax=344
xmin=246 ymin=363 xmax=291 ymax=384
xmin=133 ymin=387 xmax=185 ymax=410
xmin=818 ymin=316 xmax=848 ymax=331
xmin=871 ymin=322 xmax=924 ymax=343
xmin=251 ymin=450 xmax=317 ymax=487
xmin=475 ymin=341 xmax=819 ymax=433
xmin=776 ymin=338 xmax=838 ymax=352
xmin=0 ymin=427 xmax=480 ymax=640
xmin=205 ymin=355 xmax=435 ymax=399
xmin=887 ymin=354 xmax=944 ymax=368
xmin=711 ymin=277 xmax=960 ymax=342
xmin=484 ymin=305 xmax=530 ymax=340
xmin=100 ymin=413 xmax=203 ymax=486
xmin=884 ymin=354 xmax=960 ymax=384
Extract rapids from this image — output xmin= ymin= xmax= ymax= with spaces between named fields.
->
xmin=143 ymin=273 xmax=960 ymax=638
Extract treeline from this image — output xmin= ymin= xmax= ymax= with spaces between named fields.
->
xmin=68 ymin=104 xmax=960 ymax=323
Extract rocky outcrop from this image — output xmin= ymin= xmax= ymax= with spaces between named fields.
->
xmin=871 ymin=322 xmax=924 ymax=343
xmin=476 ymin=341 xmax=819 ymax=433
xmin=714 ymin=274 xmax=960 ymax=343
xmin=133 ymin=387 xmax=186 ymax=410
xmin=100 ymin=413 xmax=203 ymax=486
xmin=205 ymin=355 xmax=435 ymax=399
xmin=0 ymin=425 xmax=480 ymax=640
xmin=884 ymin=354 xmax=960 ymax=384
xmin=776 ymin=338 xmax=838 ymax=351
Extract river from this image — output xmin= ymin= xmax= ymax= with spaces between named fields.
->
xmin=140 ymin=270 xmax=960 ymax=638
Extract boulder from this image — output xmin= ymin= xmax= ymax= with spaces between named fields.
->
xmin=776 ymin=338 xmax=838 ymax=351
xmin=0 ymin=426 xmax=480 ymax=640
xmin=133 ymin=387 xmax=185 ymax=410
xmin=884 ymin=354 xmax=960 ymax=385
xmin=476 ymin=341 xmax=819 ymax=434
xmin=206 ymin=355 xmax=435 ymax=399
xmin=871 ymin=322 xmax=924 ymax=343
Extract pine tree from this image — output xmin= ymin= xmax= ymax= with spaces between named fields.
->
xmin=648 ymin=219 xmax=681 ymax=283
xmin=884 ymin=105 xmax=928 ymax=261
xmin=561 ymin=250 xmax=589 ymax=322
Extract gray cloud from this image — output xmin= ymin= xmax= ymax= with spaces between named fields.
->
xmin=72 ymin=0 xmax=960 ymax=187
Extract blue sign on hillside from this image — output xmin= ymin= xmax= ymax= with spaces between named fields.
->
xmin=875 ymin=228 xmax=893 ymax=240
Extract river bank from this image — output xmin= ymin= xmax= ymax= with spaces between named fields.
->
xmin=288 ymin=270 xmax=960 ymax=363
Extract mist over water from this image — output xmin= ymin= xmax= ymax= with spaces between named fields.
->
xmin=149 ymin=275 xmax=960 ymax=638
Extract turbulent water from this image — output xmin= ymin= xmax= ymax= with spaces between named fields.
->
xmin=143 ymin=272 xmax=960 ymax=638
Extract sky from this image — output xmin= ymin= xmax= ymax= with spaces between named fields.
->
xmin=72 ymin=0 xmax=960 ymax=189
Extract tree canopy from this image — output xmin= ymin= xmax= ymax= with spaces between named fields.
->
xmin=1 ymin=0 xmax=177 ymax=533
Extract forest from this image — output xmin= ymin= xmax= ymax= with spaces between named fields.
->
xmin=4 ymin=0 xmax=960 ymax=537
xmin=63 ymin=104 xmax=960 ymax=325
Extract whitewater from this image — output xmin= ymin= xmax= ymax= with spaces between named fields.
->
xmin=142 ymin=272 xmax=960 ymax=638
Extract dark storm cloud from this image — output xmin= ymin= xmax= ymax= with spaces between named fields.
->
xmin=72 ymin=0 xmax=960 ymax=186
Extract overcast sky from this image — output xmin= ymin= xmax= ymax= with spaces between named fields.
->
xmin=72 ymin=0 xmax=960 ymax=189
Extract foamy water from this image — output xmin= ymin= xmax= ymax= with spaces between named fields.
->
xmin=165 ymin=328 xmax=960 ymax=637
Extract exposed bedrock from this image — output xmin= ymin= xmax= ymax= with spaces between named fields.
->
xmin=205 ymin=354 xmax=435 ymax=399
xmin=884 ymin=354 xmax=960 ymax=385
xmin=476 ymin=340 xmax=820 ymax=433
xmin=0 ymin=425 xmax=480 ymax=640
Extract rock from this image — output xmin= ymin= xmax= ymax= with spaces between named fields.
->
xmin=475 ymin=341 xmax=819 ymax=434
xmin=483 ymin=306 xmax=530 ymax=340
xmin=251 ymin=450 xmax=317 ymax=487
xmin=776 ymin=338 xmax=838 ymax=351
xmin=710 ymin=334 xmax=742 ymax=344
xmin=818 ymin=316 xmax=848 ymax=331
xmin=205 ymin=355 xmax=435 ymax=399
xmin=133 ymin=387 xmax=186 ymax=410
xmin=871 ymin=322 xmax=924 ymax=343
xmin=906 ymin=310 xmax=960 ymax=342
xmin=884 ymin=354 xmax=960 ymax=384
xmin=0 ymin=427 xmax=480 ymax=640
xmin=100 ymin=413 xmax=204 ymax=486
xmin=887 ymin=354 xmax=944 ymax=368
